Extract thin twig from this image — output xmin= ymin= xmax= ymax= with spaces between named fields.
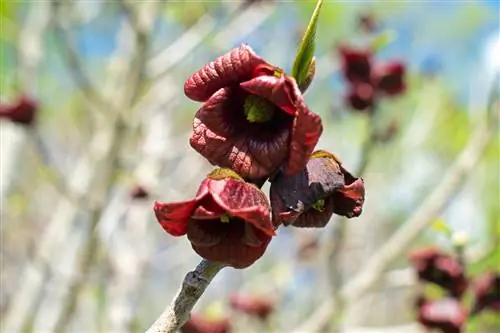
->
xmin=293 ymin=103 xmax=497 ymax=333
xmin=145 ymin=260 xmax=225 ymax=333
xmin=51 ymin=0 xmax=113 ymax=114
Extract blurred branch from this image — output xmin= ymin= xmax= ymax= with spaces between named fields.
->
xmin=51 ymin=0 xmax=114 ymax=115
xmin=50 ymin=3 xmax=161 ymax=332
xmin=28 ymin=130 xmax=84 ymax=207
xmin=293 ymin=99 xmax=498 ymax=333
xmin=145 ymin=260 xmax=224 ymax=333
xmin=326 ymin=110 xmax=379 ymax=331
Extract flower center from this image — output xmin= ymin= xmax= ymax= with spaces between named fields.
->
xmin=243 ymin=95 xmax=275 ymax=123
xmin=312 ymin=199 xmax=325 ymax=212
xmin=220 ymin=214 xmax=230 ymax=223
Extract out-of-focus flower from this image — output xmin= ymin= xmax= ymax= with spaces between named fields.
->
xmin=0 ymin=95 xmax=38 ymax=126
xmin=154 ymin=168 xmax=275 ymax=268
xmin=129 ymin=184 xmax=149 ymax=200
xmin=373 ymin=61 xmax=406 ymax=96
xmin=417 ymin=297 xmax=467 ymax=333
xmin=471 ymin=272 xmax=500 ymax=315
xmin=346 ymin=83 xmax=375 ymax=111
xmin=409 ymin=247 xmax=468 ymax=298
xmin=338 ymin=45 xmax=406 ymax=111
xmin=270 ymin=150 xmax=365 ymax=228
xmin=229 ymin=293 xmax=275 ymax=321
xmin=339 ymin=45 xmax=373 ymax=84
xmin=186 ymin=44 xmax=322 ymax=180
xmin=181 ymin=314 xmax=231 ymax=333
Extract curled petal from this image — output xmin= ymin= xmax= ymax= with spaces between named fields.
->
xmin=153 ymin=200 xmax=197 ymax=236
xmin=153 ymin=181 xmax=210 ymax=236
xmin=339 ymin=45 xmax=373 ymax=84
xmin=331 ymin=178 xmax=365 ymax=218
xmin=184 ymin=44 xmax=270 ymax=102
xmin=240 ymin=75 xmax=297 ymax=116
xmin=207 ymin=178 xmax=275 ymax=236
xmin=471 ymin=272 xmax=500 ymax=315
xmin=373 ymin=60 xmax=406 ymax=96
xmin=187 ymin=220 xmax=223 ymax=247
xmin=417 ymin=298 xmax=467 ymax=333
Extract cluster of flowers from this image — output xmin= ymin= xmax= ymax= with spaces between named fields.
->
xmin=181 ymin=293 xmax=274 ymax=333
xmin=154 ymin=44 xmax=365 ymax=269
xmin=339 ymin=44 xmax=406 ymax=111
xmin=409 ymin=246 xmax=500 ymax=333
xmin=0 ymin=95 xmax=38 ymax=126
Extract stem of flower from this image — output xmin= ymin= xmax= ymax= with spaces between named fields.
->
xmin=145 ymin=260 xmax=224 ymax=333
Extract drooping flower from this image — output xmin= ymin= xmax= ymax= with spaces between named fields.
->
xmin=0 ymin=95 xmax=38 ymax=126
xmin=181 ymin=314 xmax=231 ymax=333
xmin=228 ymin=293 xmax=275 ymax=321
xmin=409 ymin=246 xmax=468 ymax=298
xmin=339 ymin=45 xmax=373 ymax=84
xmin=154 ymin=168 xmax=275 ymax=269
xmin=416 ymin=296 xmax=467 ymax=333
xmin=373 ymin=60 xmax=406 ymax=96
xmin=270 ymin=150 xmax=365 ymax=228
xmin=186 ymin=44 xmax=323 ymax=180
xmin=338 ymin=45 xmax=406 ymax=111
xmin=471 ymin=272 xmax=500 ymax=315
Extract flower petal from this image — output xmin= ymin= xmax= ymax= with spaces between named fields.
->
xmin=184 ymin=44 xmax=269 ymax=102
xmin=284 ymin=81 xmax=323 ymax=176
xmin=188 ymin=219 xmax=272 ymax=269
xmin=190 ymin=88 xmax=290 ymax=180
xmin=331 ymin=178 xmax=365 ymax=218
xmin=153 ymin=200 xmax=197 ymax=236
xmin=207 ymin=178 xmax=275 ymax=236
xmin=187 ymin=219 xmax=223 ymax=247
xmin=153 ymin=181 xmax=210 ymax=236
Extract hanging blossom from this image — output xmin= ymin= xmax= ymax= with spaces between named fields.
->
xmin=338 ymin=45 xmax=406 ymax=111
xmin=186 ymin=44 xmax=323 ymax=181
xmin=154 ymin=168 xmax=275 ymax=269
xmin=270 ymin=150 xmax=365 ymax=228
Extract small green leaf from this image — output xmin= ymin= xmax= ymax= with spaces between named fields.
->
xmin=291 ymin=0 xmax=323 ymax=87
xmin=369 ymin=30 xmax=398 ymax=52
xmin=430 ymin=219 xmax=452 ymax=237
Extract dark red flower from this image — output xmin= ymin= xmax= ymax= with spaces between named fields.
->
xmin=0 ymin=95 xmax=37 ymax=126
xmin=339 ymin=45 xmax=373 ymax=84
xmin=229 ymin=293 xmax=275 ymax=321
xmin=186 ymin=44 xmax=322 ymax=180
xmin=373 ymin=61 xmax=406 ymax=96
xmin=154 ymin=168 xmax=275 ymax=268
xmin=471 ymin=272 xmax=500 ymax=315
xmin=270 ymin=150 xmax=365 ymax=228
xmin=181 ymin=314 xmax=231 ymax=333
xmin=417 ymin=297 xmax=467 ymax=333
xmin=130 ymin=184 xmax=149 ymax=200
xmin=346 ymin=83 xmax=375 ymax=111
xmin=409 ymin=247 xmax=468 ymax=298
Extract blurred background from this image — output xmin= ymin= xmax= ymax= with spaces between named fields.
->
xmin=1 ymin=0 xmax=499 ymax=332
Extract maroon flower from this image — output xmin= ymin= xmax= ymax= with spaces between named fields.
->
xmin=130 ymin=184 xmax=149 ymax=200
xmin=373 ymin=61 xmax=406 ymax=96
xmin=181 ymin=314 xmax=231 ymax=333
xmin=417 ymin=297 xmax=467 ymax=333
xmin=186 ymin=44 xmax=322 ymax=180
xmin=346 ymin=83 xmax=375 ymax=111
xmin=471 ymin=272 xmax=500 ymax=315
xmin=409 ymin=247 xmax=468 ymax=298
xmin=153 ymin=168 xmax=275 ymax=268
xmin=229 ymin=293 xmax=275 ymax=321
xmin=339 ymin=45 xmax=373 ymax=84
xmin=270 ymin=150 xmax=365 ymax=228
xmin=0 ymin=95 xmax=37 ymax=126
